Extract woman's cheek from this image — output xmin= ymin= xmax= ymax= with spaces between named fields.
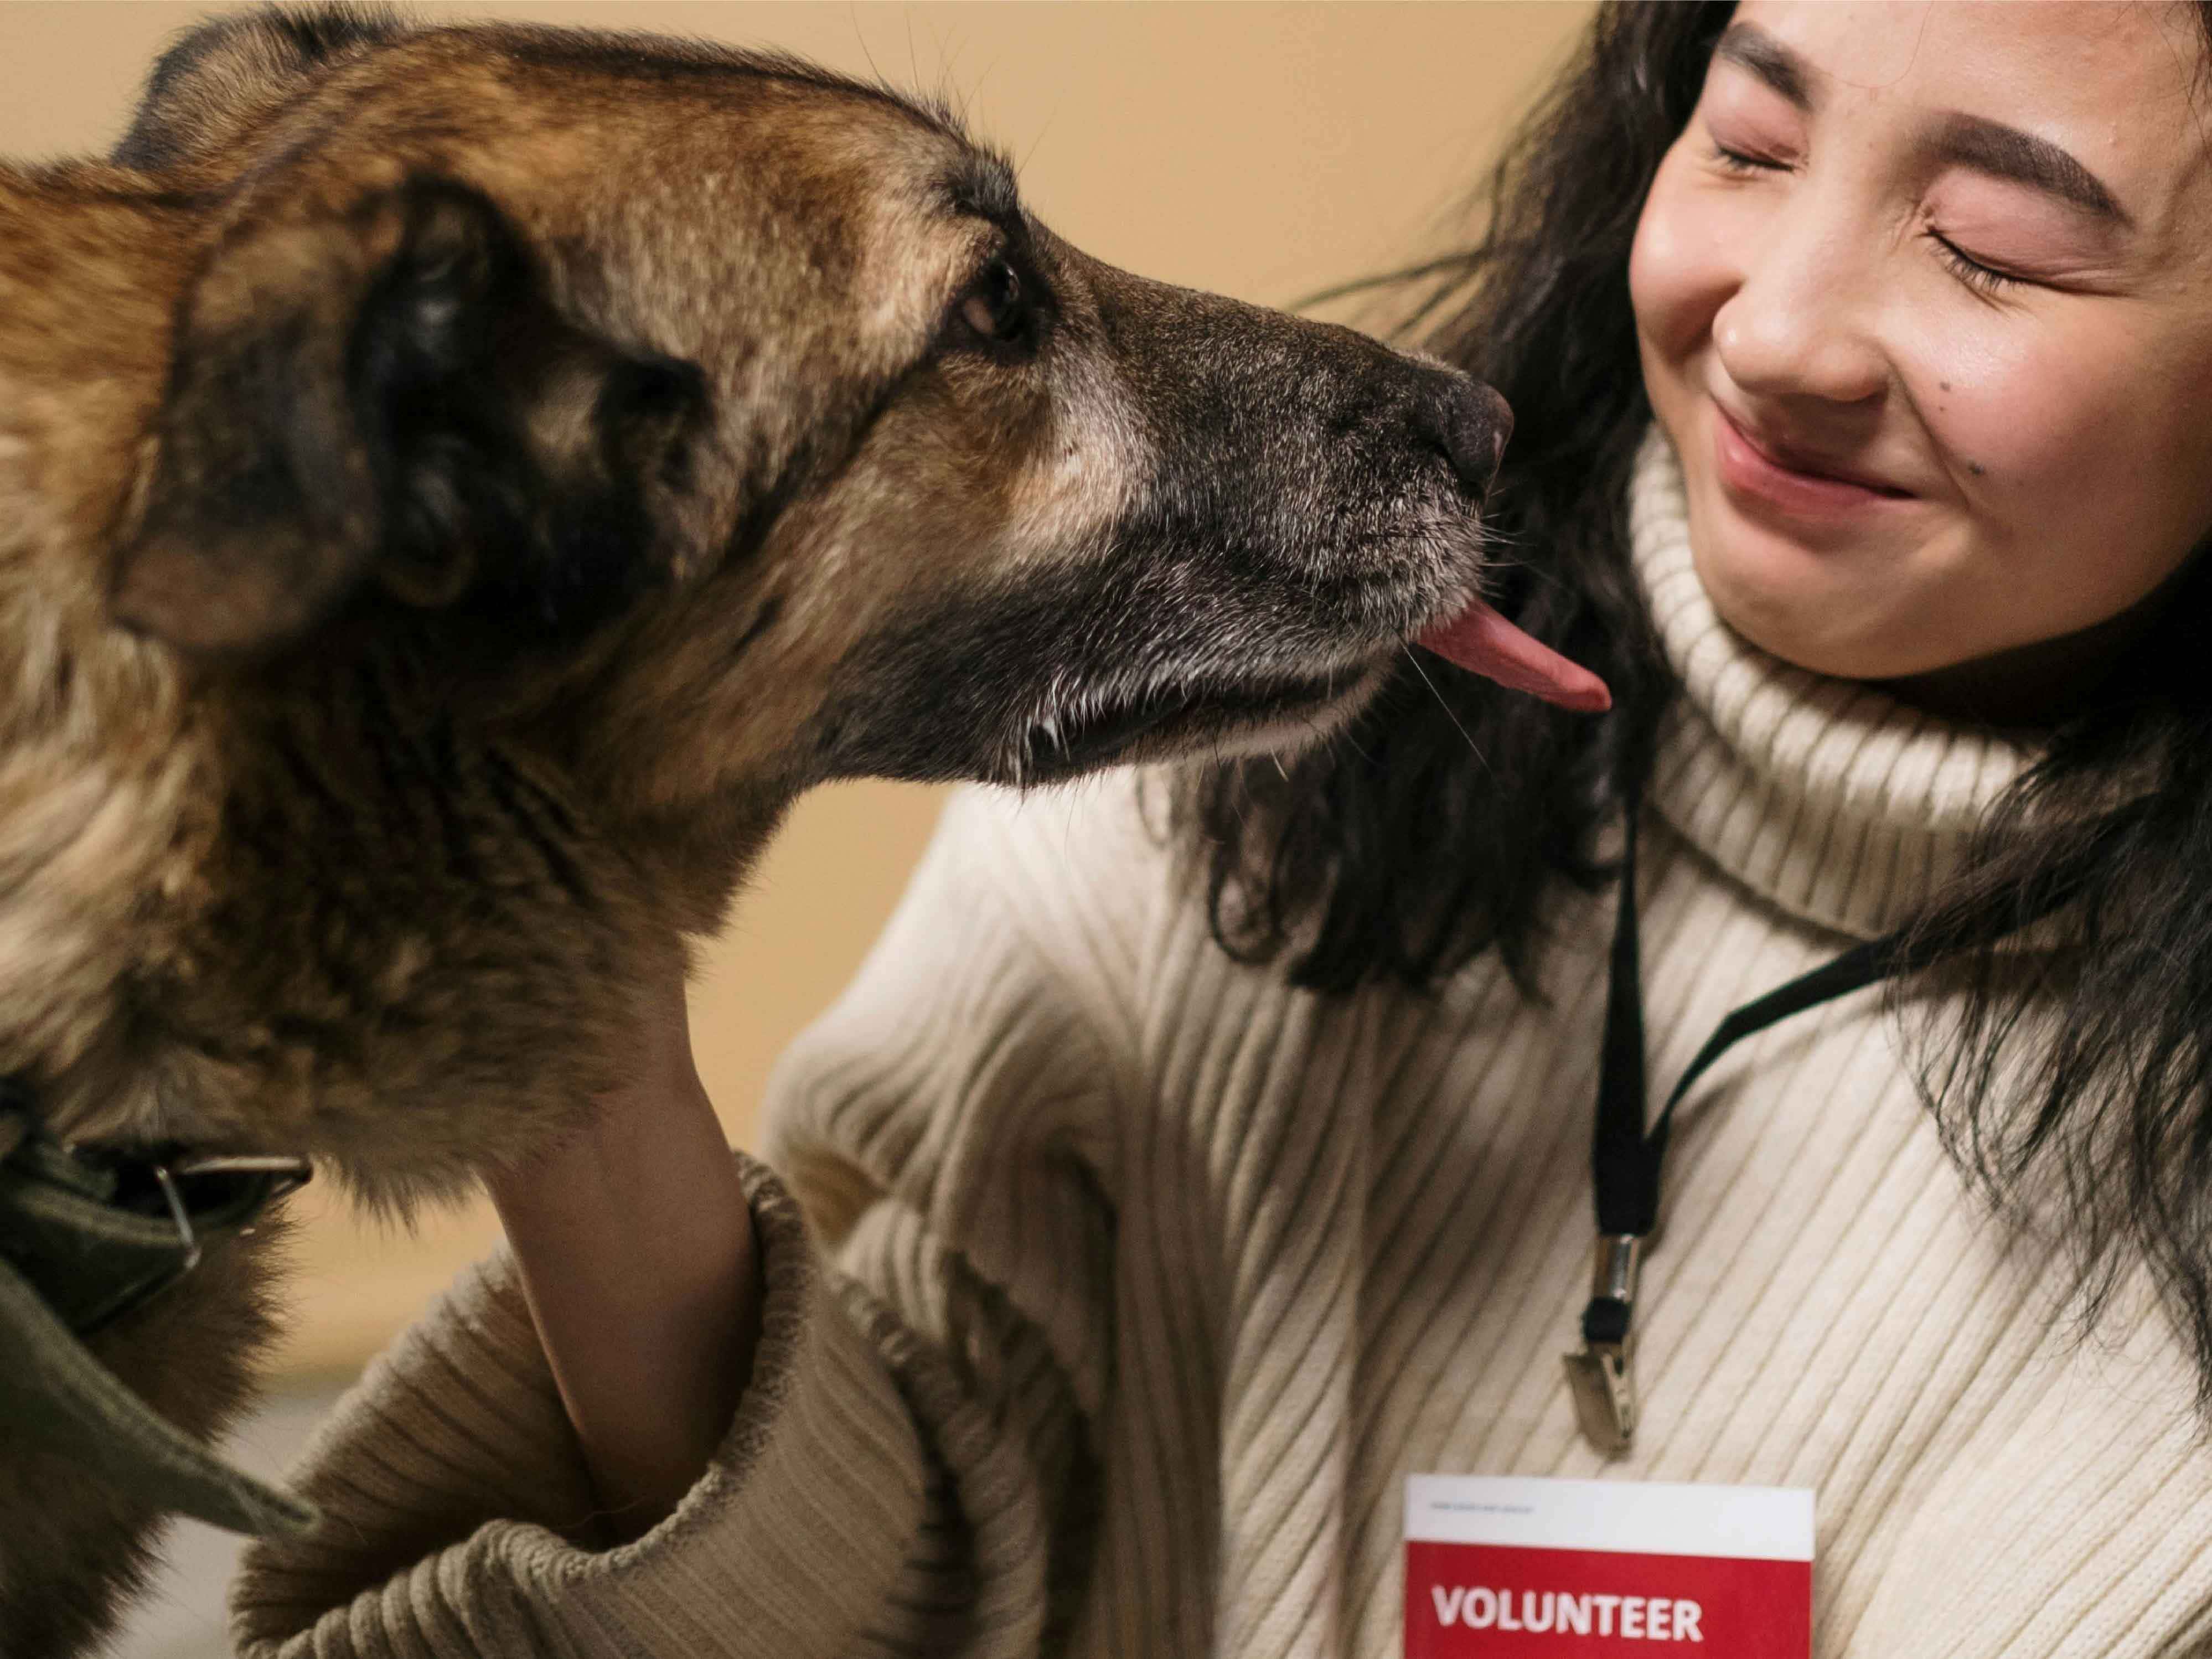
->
xmin=1906 ymin=308 xmax=2096 ymax=498
xmin=1901 ymin=311 xmax=2180 ymax=630
xmin=1977 ymin=341 xmax=2204 ymax=613
xmin=1624 ymin=188 xmax=1679 ymax=348
xmin=1629 ymin=151 xmax=1740 ymax=363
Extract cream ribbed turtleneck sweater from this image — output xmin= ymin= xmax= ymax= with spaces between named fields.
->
xmin=232 ymin=436 xmax=2212 ymax=1658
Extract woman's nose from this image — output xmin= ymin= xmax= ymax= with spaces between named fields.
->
xmin=1710 ymin=210 xmax=1889 ymax=408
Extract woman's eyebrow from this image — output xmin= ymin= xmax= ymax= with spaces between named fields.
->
xmin=1712 ymin=23 xmax=1811 ymax=110
xmin=1927 ymin=113 xmax=2128 ymax=226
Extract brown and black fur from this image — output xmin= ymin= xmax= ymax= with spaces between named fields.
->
xmin=0 ymin=8 xmax=1512 ymax=1651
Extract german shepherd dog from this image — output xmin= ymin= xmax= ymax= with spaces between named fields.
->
xmin=0 ymin=7 xmax=1604 ymax=1652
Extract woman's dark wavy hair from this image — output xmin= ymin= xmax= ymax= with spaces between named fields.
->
xmin=1175 ymin=1 xmax=2212 ymax=1402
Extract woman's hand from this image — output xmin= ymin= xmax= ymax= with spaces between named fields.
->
xmin=485 ymin=953 xmax=764 ymax=1544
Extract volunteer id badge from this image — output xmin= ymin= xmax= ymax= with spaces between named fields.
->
xmin=1405 ymin=1475 xmax=1812 ymax=1657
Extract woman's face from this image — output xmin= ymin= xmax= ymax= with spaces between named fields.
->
xmin=1630 ymin=1 xmax=2212 ymax=707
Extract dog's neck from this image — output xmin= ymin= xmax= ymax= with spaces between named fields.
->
xmin=6 ymin=626 xmax=779 ymax=1205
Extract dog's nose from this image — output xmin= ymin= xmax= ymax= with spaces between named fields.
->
xmin=1421 ymin=375 xmax=1514 ymax=500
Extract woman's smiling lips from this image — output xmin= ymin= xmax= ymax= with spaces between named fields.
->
xmin=1712 ymin=402 xmax=1917 ymax=520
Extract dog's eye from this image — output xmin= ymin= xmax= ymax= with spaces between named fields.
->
xmin=950 ymin=257 xmax=1038 ymax=355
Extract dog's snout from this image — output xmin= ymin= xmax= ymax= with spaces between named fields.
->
xmin=1420 ymin=375 xmax=1513 ymax=500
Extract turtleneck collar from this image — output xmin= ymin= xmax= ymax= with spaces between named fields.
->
xmin=1629 ymin=427 xmax=2038 ymax=941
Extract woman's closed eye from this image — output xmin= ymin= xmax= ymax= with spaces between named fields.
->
xmin=1926 ymin=229 xmax=2029 ymax=296
xmin=1709 ymin=141 xmax=1793 ymax=177
xmin=1919 ymin=185 xmax=2126 ymax=298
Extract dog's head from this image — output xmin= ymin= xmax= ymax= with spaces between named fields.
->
xmin=111 ymin=9 xmax=1594 ymax=845
xmin=1 ymin=7 xmax=1621 ymax=1191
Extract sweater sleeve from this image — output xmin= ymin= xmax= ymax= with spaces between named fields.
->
xmin=229 ymin=782 xmax=1158 ymax=1659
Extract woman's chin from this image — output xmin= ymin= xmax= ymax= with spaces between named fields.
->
xmin=1688 ymin=545 xmax=1922 ymax=684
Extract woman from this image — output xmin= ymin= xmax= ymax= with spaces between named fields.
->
xmin=234 ymin=4 xmax=2212 ymax=1655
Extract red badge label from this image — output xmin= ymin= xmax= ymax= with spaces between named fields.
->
xmin=1405 ymin=1476 xmax=1812 ymax=1658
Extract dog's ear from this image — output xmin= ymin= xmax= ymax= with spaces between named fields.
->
xmin=115 ymin=176 xmax=707 ymax=658
xmin=114 ymin=179 xmax=492 ymax=654
xmin=113 ymin=4 xmax=405 ymax=173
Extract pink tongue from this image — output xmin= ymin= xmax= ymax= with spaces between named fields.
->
xmin=1416 ymin=601 xmax=1611 ymax=712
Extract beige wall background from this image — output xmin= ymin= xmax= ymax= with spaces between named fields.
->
xmin=0 ymin=0 xmax=1593 ymax=1381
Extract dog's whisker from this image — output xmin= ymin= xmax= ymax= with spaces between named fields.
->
xmin=1402 ymin=642 xmax=1485 ymax=768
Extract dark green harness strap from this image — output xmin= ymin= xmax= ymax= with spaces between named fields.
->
xmin=0 ymin=1089 xmax=318 ymax=1538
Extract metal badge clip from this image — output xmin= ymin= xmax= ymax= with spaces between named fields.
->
xmin=1563 ymin=1233 xmax=1643 ymax=1457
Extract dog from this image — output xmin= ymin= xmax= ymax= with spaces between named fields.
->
xmin=0 ymin=7 xmax=1603 ymax=1652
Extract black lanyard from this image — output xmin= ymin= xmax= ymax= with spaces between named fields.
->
xmin=1564 ymin=788 xmax=2079 ymax=1456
